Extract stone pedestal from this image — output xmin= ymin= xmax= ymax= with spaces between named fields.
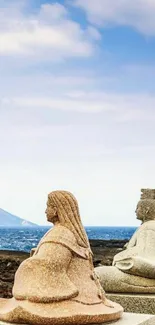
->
xmin=0 ymin=313 xmax=155 ymax=325
xmin=107 ymin=293 xmax=155 ymax=315
xmin=104 ymin=313 xmax=155 ymax=324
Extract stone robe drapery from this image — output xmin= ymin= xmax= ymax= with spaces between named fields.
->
xmin=13 ymin=225 xmax=103 ymax=305
xmin=113 ymin=220 xmax=155 ymax=279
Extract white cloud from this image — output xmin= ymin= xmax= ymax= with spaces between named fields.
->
xmin=0 ymin=2 xmax=99 ymax=59
xmin=1 ymin=87 xmax=155 ymax=225
xmin=73 ymin=0 xmax=155 ymax=35
xmin=0 ymin=1 xmax=155 ymax=227
xmin=1 ymin=92 xmax=155 ymax=119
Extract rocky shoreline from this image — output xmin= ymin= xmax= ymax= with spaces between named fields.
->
xmin=0 ymin=239 xmax=127 ymax=298
xmin=90 ymin=239 xmax=127 ymax=266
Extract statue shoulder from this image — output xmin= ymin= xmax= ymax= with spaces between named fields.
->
xmin=44 ymin=225 xmax=77 ymax=244
xmin=142 ymin=220 xmax=155 ymax=231
xmin=41 ymin=225 xmax=87 ymax=259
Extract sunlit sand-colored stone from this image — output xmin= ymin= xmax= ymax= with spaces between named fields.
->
xmin=0 ymin=313 xmax=154 ymax=325
xmin=0 ymin=191 xmax=123 ymax=324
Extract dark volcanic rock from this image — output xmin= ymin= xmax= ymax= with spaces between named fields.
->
xmin=90 ymin=239 xmax=127 ymax=248
xmin=0 ymin=240 xmax=127 ymax=298
xmin=90 ymin=239 xmax=127 ymax=267
xmin=0 ymin=250 xmax=29 ymax=298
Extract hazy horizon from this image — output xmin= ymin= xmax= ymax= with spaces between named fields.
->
xmin=1 ymin=0 xmax=155 ymax=227
xmin=0 ymin=206 xmax=140 ymax=228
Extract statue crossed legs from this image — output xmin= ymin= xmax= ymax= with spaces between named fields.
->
xmin=96 ymin=189 xmax=155 ymax=293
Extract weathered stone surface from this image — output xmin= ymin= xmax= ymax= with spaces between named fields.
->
xmin=106 ymin=293 xmax=155 ymax=315
xmin=0 ymin=241 xmax=125 ymax=299
xmin=96 ymin=189 xmax=155 ymax=293
xmin=0 ymin=191 xmax=123 ymax=325
xmin=0 ymin=313 xmax=154 ymax=325
xmin=104 ymin=313 xmax=155 ymax=325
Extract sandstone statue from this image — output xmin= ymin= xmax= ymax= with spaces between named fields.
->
xmin=0 ymin=190 xmax=123 ymax=324
xmin=96 ymin=189 xmax=155 ymax=293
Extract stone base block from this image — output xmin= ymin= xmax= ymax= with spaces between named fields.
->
xmin=0 ymin=313 xmax=155 ymax=325
xmin=105 ymin=313 xmax=155 ymax=324
xmin=107 ymin=293 xmax=155 ymax=315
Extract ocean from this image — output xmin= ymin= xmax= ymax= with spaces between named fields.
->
xmin=0 ymin=226 xmax=137 ymax=252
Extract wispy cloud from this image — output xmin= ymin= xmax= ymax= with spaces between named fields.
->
xmin=73 ymin=0 xmax=155 ymax=36
xmin=0 ymin=1 xmax=155 ymax=226
xmin=1 ymin=92 xmax=154 ymax=120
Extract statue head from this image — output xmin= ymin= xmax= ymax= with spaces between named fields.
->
xmin=136 ymin=189 xmax=155 ymax=222
xmin=46 ymin=190 xmax=91 ymax=249
xmin=45 ymin=197 xmax=58 ymax=224
xmin=136 ymin=199 xmax=155 ymax=222
xmin=141 ymin=188 xmax=155 ymax=200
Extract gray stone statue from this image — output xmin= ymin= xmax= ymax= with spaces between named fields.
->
xmin=96 ymin=189 xmax=155 ymax=293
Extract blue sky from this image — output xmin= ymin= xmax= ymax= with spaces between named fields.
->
xmin=0 ymin=0 xmax=155 ymax=226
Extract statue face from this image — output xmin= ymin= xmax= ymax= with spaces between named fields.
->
xmin=45 ymin=199 xmax=58 ymax=223
xmin=135 ymin=202 xmax=146 ymax=221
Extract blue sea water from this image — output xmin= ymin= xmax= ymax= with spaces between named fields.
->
xmin=0 ymin=226 xmax=137 ymax=252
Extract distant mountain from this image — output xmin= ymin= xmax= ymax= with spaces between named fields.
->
xmin=0 ymin=208 xmax=37 ymax=227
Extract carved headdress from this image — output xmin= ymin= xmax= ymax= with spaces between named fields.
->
xmin=139 ymin=189 xmax=155 ymax=221
xmin=48 ymin=190 xmax=91 ymax=249
xmin=141 ymin=189 xmax=155 ymax=200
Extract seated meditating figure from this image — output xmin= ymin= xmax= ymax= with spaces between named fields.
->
xmin=0 ymin=190 xmax=123 ymax=325
xmin=96 ymin=189 xmax=155 ymax=293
